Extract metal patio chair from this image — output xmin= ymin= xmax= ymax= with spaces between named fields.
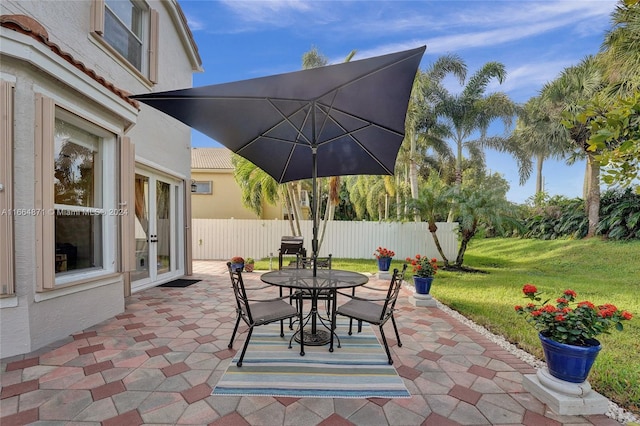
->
xmin=335 ymin=264 xmax=407 ymax=364
xmin=227 ymin=262 xmax=304 ymax=367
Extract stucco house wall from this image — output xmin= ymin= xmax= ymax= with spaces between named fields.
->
xmin=0 ymin=0 xmax=201 ymax=358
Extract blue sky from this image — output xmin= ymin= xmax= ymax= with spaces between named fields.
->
xmin=178 ymin=0 xmax=618 ymax=204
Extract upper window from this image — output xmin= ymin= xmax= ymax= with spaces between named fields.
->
xmin=104 ymin=0 xmax=145 ymax=71
xmin=91 ymin=0 xmax=158 ymax=82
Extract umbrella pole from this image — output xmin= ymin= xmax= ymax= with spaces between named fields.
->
xmin=311 ymin=101 xmax=318 ymax=277
xmin=312 ymin=147 xmax=318 ymax=276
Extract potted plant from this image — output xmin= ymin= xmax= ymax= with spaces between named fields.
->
xmin=373 ymin=247 xmax=395 ymax=271
xmin=244 ymin=257 xmax=255 ymax=273
xmin=406 ymin=254 xmax=438 ymax=294
xmin=515 ymin=284 xmax=633 ymax=383
xmin=230 ymin=256 xmax=244 ymax=272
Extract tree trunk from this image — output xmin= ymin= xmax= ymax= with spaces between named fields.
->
xmin=583 ymin=160 xmax=590 ymax=201
xmin=396 ymin=174 xmax=402 ymax=219
xmin=408 ymin=132 xmax=421 ymax=221
xmin=428 ymin=221 xmax=449 ymax=266
xmin=455 ymin=223 xmax=476 ymax=266
xmin=384 ymin=194 xmax=389 ymax=220
xmin=535 ymin=154 xmax=544 ymax=194
xmin=448 ymin=134 xmax=464 ymax=222
xmin=585 ymin=153 xmax=600 ymax=238
xmin=287 ymin=184 xmax=302 ymax=236
xmin=317 ymin=194 xmax=334 ymax=253
xmin=284 ymin=187 xmax=296 ymax=235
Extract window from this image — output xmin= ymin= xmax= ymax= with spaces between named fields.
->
xmin=192 ymin=181 xmax=212 ymax=194
xmin=34 ymin=98 xmax=117 ymax=290
xmin=91 ymin=0 xmax=158 ymax=82
xmin=104 ymin=0 xmax=144 ymax=71
xmin=54 ymin=118 xmax=104 ymax=274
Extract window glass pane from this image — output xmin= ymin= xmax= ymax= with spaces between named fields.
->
xmin=104 ymin=1 xmax=143 ymax=70
xmin=54 ymin=117 xmax=103 ymax=275
xmin=193 ymin=181 xmax=211 ymax=194
xmin=55 ymin=213 xmax=103 ymax=273
xmin=156 ymin=181 xmax=171 ymax=274
xmin=106 ymin=0 xmax=142 ymax=37
xmin=54 ymin=119 xmax=99 ymax=207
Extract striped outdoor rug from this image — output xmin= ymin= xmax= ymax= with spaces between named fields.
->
xmin=211 ymin=319 xmax=411 ymax=398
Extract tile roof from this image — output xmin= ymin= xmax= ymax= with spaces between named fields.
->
xmin=191 ymin=147 xmax=234 ymax=170
xmin=1 ymin=14 xmax=139 ymax=109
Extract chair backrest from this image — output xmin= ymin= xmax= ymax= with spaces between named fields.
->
xmin=380 ymin=264 xmax=408 ymax=321
xmin=227 ymin=262 xmax=253 ymax=324
xmin=296 ymin=254 xmax=332 ymax=270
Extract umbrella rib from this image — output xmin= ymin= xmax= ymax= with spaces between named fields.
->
xmin=245 ymin=99 xmax=315 ymax=183
xmin=321 ymin=119 xmax=395 ymax=175
xmin=315 ymin=97 xmax=402 ymax=175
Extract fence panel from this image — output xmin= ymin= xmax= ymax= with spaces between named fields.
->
xmin=192 ymin=219 xmax=458 ymax=262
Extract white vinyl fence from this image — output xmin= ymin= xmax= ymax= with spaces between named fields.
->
xmin=192 ymin=219 xmax=458 ymax=262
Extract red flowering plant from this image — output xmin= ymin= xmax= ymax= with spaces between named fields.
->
xmin=230 ymin=256 xmax=244 ymax=264
xmin=515 ymin=284 xmax=633 ymax=346
xmin=373 ymin=247 xmax=395 ymax=259
xmin=405 ymin=254 xmax=438 ymax=278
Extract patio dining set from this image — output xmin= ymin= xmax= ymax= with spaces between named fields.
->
xmin=226 ymin=252 xmax=408 ymax=368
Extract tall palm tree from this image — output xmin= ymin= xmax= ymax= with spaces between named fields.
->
xmin=429 ymin=61 xmax=517 ymax=186
xmin=601 ymin=0 xmax=640 ymax=97
xmin=541 ymin=56 xmax=605 ymax=237
xmin=404 ymin=55 xmax=466 ymax=220
xmin=510 ymin=96 xmax=571 ymax=195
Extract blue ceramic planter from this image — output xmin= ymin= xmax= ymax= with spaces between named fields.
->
xmin=539 ymin=332 xmax=601 ymax=383
xmin=413 ymin=276 xmax=433 ymax=294
xmin=377 ymin=257 xmax=392 ymax=271
xmin=230 ymin=262 xmax=244 ymax=272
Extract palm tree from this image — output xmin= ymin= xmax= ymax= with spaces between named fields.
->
xmin=406 ymin=174 xmax=452 ymax=266
xmin=232 ymin=155 xmax=301 ymax=232
xmin=600 ymin=0 xmax=640 ymax=97
xmin=429 ymin=61 xmax=517 ymax=187
xmin=541 ymin=56 xmax=605 ymax=237
xmin=450 ymin=171 xmax=516 ymax=267
xmin=510 ymin=96 xmax=571 ymax=196
xmin=404 ymin=55 xmax=466 ymax=220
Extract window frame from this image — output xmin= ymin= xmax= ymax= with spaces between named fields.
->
xmin=54 ymin=108 xmax=117 ymax=286
xmin=1 ymin=80 xmax=15 ymax=299
xmin=90 ymin=0 xmax=159 ymax=84
xmin=192 ymin=181 xmax=212 ymax=195
xmin=36 ymin=98 xmax=118 ymax=290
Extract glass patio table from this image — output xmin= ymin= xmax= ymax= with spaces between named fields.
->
xmin=260 ymin=269 xmax=368 ymax=351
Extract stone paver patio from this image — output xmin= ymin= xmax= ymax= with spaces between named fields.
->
xmin=0 ymin=261 xmax=624 ymax=425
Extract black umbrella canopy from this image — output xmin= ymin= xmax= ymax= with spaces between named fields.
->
xmin=131 ymin=46 xmax=425 ymax=183
xmin=132 ymin=45 xmax=425 ymax=271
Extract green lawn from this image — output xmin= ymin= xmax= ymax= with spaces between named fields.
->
xmin=254 ymin=238 xmax=640 ymax=414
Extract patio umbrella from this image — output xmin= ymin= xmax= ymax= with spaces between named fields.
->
xmin=131 ymin=45 xmax=425 ymax=275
